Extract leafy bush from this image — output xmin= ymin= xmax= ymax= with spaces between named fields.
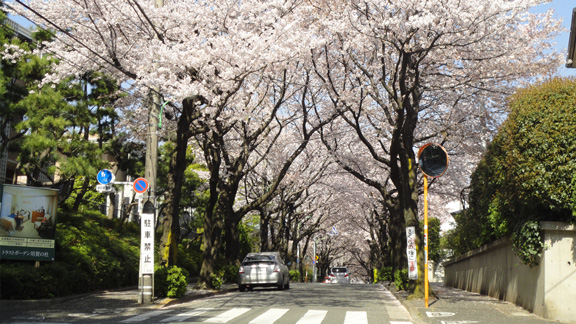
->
xmin=394 ymin=269 xmax=409 ymax=291
xmin=377 ymin=267 xmax=393 ymax=282
xmin=155 ymin=266 xmax=189 ymax=298
xmin=210 ymin=272 xmax=224 ymax=290
xmin=289 ymin=270 xmax=300 ymax=282
xmin=176 ymin=240 xmax=202 ymax=277
xmin=449 ymin=78 xmax=576 ymax=261
xmin=512 ymin=221 xmax=544 ymax=267
xmin=219 ymin=265 xmax=239 ymax=283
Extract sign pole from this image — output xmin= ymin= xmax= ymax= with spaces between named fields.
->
xmin=418 ymin=143 xmax=449 ymax=309
xmin=424 ymin=175 xmax=429 ymax=308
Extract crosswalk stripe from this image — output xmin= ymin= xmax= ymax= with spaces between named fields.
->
xmin=204 ymin=308 xmax=251 ymax=323
xmin=160 ymin=308 xmax=214 ymax=322
xmin=295 ymin=310 xmax=328 ymax=324
xmin=121 ymin=310 xmax=172 ymax=322
xmin=249 ymin=308 xmax=289 ymax=324
xmin=343 ymin=311 xmax=368 ymax=324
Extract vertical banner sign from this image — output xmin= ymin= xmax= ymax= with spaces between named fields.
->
xmin=140 ymin=212 xmax=154 ymax=274
xmin=406 ymin=226 xmax=418 ymax=280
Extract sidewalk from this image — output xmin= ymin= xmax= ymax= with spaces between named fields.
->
xmin=390 ymin=282 xmax=569 ymax=324
xmin=0 ymin=283 xmax=238 ymax=316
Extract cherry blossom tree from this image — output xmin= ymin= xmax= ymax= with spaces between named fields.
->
xmin=311 ymin=0 xmax=563 ymax=296
xmin=8 ymin=0 xmax=565 ymax=293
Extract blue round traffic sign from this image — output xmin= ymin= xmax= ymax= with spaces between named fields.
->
xmin=97 ymin=169 xmax=114 ymax=185
xmin=133 ymin=177 xmax=149 ymax=193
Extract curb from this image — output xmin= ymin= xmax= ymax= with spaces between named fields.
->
xmin=387 ymin=285 xmax=431 ymax=324
xmin=159 ymin=287 xmax=238 ymax=308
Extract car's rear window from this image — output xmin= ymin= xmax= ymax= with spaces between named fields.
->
xmin=332 ymin=267 xmax=347 ymax=273
xmin=243 ymin=255 xmax=276 ymax=263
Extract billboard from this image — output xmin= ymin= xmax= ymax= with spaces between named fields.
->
xmin=0 ymin=184 xmax=59 ymax=261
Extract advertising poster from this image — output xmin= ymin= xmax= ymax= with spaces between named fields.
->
xmin=0 ymin=184 xmax=59 ymax=261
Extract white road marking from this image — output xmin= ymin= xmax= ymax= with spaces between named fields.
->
xmin=248 ymin=308 xmax=289 ymax=324
xmin=121 ymin=310 xmax=172 ymax=322
xmin=160 ymin=308 xmax=214 ymax=322
xmin=204 ymin=308 xmax=251 ymax=323
xmin=426 ymin=311 xmax=456 ymax=317
xmin=295 ymin=310 xmax=328 ymax=324
xmin=343 ymin=311 xmax=368 ymax=324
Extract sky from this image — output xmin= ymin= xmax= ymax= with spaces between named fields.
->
xmin=532 ymin=0 xmax=576 ymax=77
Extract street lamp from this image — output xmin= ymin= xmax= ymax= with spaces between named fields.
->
xmin=567 ymin=8 xmax=576 ymax=68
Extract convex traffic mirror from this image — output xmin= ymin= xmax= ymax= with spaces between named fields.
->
xmin=417 ymin=143 xmax=449 ymax=178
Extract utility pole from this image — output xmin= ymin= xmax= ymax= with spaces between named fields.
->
xmin=139 ymin=0 xmax=163 ymax=304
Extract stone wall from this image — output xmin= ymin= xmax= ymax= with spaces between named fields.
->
xmin=444 ymin=222 xmax=575 ymax=323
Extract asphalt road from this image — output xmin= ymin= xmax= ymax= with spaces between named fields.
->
xmin=1 ymin=283 xmax=567 ymax=324
xmin=0 ymin=283 xmax=415 ymax=324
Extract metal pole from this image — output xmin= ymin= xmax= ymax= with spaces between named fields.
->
xmin=424 ymin=176 xmax=429 ymax=308
xmin=312 ymin=237 xmax=316 ymax=283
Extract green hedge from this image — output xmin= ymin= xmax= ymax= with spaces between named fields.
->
xmin=447 ymin=78 xmax=576 ymax=260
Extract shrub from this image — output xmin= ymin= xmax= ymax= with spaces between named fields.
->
xmin=289 ymin=270 xmax=300 ymax=282
xmin=394 ymin=269 xmax=409 ymax=291
xmin=154 ymin=266 xmax=189 ymax=298
xmin=210 ymin=272 xmax=224 ymax=290
xmin=219 ymin=265 xmax=239 ymax=284
xmin=512 ymin=221 xmax=544 ymax=267
xmin=454 ymin=78 xmax=576 ymax=261
xmin=378 ymin=267 xmax=393 ymax=282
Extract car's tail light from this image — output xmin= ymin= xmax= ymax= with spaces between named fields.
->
xmin=273 ymin=266 xmax=281 ymax=272
xmin=239 ymin=267 xmax=245 ymax=274
xmin=344 ymin=274 xmax=349 ymax=277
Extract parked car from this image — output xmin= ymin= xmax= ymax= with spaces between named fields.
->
xmin=329 ymin=267 xmax=351 ymax=284
xmin=238 ymin=252 xmax=290 ymax=292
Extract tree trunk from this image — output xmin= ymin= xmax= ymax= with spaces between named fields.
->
xmin=387 ymin=207 xmax=406 ymax=273
xmin=197 ymin=129 xmax=223 ymax=289
xmin=198 ymin=212 xmax=223 ymax=289
xmin=224 ymin=210 xmax=242 ymax=266
xmin=260 ymin=207 xmax=271 ymax=252
xmin=72 ymin=176 xmax=90 ymax=212
xmin=158 ymin=98 xmax=195 ymax=266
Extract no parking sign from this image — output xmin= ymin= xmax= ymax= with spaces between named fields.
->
xmin=133 ymin=178 xmax=149 ymax=193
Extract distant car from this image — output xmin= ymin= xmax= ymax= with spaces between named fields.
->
xmin=329 ymin=267 xmax=351 ymax=284
xmin=238 ymin=252 xmax=290 ymax=292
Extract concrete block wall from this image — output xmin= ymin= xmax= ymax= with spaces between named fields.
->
xmin=444 ymin=222 xmax=575 ymax=323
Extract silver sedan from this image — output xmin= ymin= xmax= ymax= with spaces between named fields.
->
xmin=238 ymin=252 xmax=290 ymax=291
